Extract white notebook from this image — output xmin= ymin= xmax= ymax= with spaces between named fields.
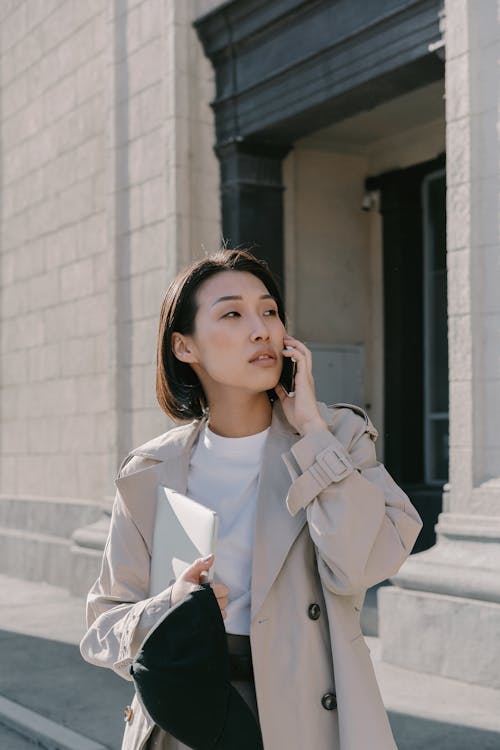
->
xmin=149 ymin=486 xmax=218 ymax=597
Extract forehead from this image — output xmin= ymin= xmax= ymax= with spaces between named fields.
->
xmin=196 ymin=270 xmax=270 ymax=305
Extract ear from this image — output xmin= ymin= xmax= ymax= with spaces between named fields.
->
xmin=171 ymin=332 xmax=198 ymax=364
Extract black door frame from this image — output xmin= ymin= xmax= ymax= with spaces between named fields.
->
xmin=366 ymin=153 xmax=447 ymax=552
xmin=194 ymin=0 xmax=444 ymax=293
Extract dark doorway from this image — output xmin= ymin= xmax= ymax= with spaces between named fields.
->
xmin=367 ymin=154 xmax=447 ymax=552
xmin=194 ymin=0 xmax=445 ymax=317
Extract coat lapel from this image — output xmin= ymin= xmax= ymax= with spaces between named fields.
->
xmin=115 ymin=420 xmax=203 ymax=554
xmin=115 ymin=399 xmax=325 ymax=622
xmin=250 ymin=401 xmax=306 ymax=622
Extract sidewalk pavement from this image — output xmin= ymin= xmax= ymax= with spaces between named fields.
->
xmin=0 ymin=574 xmax=132 ymax=750
xmin=0 ymin=721 xmax=37 ymax=750
xmin=0 ymin=573 xmax=500 ymax=750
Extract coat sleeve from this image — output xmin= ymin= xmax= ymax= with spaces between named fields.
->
xmin=281 ymin=407 xmax=423 ymax=596
xmin=79 ymin=457 xmax=175 ymax=682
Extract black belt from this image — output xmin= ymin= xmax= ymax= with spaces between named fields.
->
xmin=227 ymin=633 xmax=254 ymax=682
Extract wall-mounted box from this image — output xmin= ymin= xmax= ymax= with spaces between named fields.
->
xmin=305 ymin=343 xmax=364 ymax=407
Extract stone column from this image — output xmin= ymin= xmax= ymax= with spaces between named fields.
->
xmin=378 ymin=0 xmax=500 ymax=688
xmin=216 ymin=140 xmax=291 ymax=291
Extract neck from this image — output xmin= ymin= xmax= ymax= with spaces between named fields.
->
xmin=206 ymin=392 xmax=273 ymax=438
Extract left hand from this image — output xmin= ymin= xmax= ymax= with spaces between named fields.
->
xmin=274 ymin=335 xmax=328 ymax=435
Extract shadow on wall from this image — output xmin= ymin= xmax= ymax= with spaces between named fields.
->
xmin=114 ymin=0 xmax=133 ymax=464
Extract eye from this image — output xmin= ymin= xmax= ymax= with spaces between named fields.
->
xmin=222 ymin=308 xmax=277 ymax=319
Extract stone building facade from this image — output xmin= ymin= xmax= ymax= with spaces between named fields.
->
xmin=379 ymin=0 xmax=500 ymax=691
xmin=0 ymin=0 xmax=219 ymax=507
xmin=0 ymin=0 xmax=498 ymax=697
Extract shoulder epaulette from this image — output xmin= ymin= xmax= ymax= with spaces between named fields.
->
xmin=327 ymin=402 xmax=378 ymax=440
xmin=328 ymin=402 xmax=368 ymax=421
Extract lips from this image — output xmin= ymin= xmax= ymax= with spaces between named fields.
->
xmin=249 ymin=350 xmax=276 ymax=363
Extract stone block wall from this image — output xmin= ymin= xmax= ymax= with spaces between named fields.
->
xmin=0 ymin=0 xmax=221 ymax=507
xmin=108 ymin=0 xmax=175 ymax=469
xmin=445 ymin=0 xmax=500 ymax=507
xmin=379 ymin=1 xmax=500 ymax=690
xmin=0 ymin=0 xmax=110 ymax=501
xmin=108 ymin=0 xmax=221 ymax=467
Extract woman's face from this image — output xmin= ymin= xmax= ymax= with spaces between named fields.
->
xmin=173 ymin=270 xmax=287 ymax=397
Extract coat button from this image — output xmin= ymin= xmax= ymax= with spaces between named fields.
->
xmin=124 ymin=705 xmax=133 ymax=722
xmin=308 ymin=603 xmax=321 ymax=620
xmin=321 ymin=692 xmax=337 ymax=710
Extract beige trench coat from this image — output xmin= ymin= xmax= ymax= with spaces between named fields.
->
xmin=80 ymin=399 xmax=422 ymax=750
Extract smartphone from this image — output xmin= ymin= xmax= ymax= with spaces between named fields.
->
xmin=279 ymin=347 xmax=296 ymax=396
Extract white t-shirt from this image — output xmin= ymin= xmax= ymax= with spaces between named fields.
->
xmin=186 ymin=420 xmax=270 ymax=635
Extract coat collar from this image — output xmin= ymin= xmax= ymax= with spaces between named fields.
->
xmin=116 ymin=399 xmax=335 ymax=622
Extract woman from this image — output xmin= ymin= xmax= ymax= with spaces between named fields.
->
xmin=80 ymin=248 xmax=422 ymax=750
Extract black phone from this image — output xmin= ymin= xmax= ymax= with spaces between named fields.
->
xmin=279 ymin=349 xmax=296 ymax=396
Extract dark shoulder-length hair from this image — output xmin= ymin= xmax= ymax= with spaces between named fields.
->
xmin=156 ymin=248 xmax=287 ymax=422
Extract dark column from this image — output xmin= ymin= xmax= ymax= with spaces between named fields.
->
xmin=216 ymin=140 xmax=292 ymax=295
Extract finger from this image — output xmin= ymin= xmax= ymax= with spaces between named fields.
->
xmin=283 ymin=344 xmax=313 ymax=377
xmin=282 ymin=345 xmax=304 ymax=367
xmin=282 ymin=347 xmax=316 ymax=397
xmin=181 ymin=554 xmax=215 ymax=584
xmin=187 ymin=554 xmax=214 ymax=574
xmin=282 ymin=345 xmax=302 ymax=360
xmin=284 ymin=335 xmax=310 ymax=356
xmin=284 ymin=338 xmax=312 ymax=368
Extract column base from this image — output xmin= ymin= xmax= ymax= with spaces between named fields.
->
xmin=379 ymin=511 xmax=500 ymax=689
xmin=379 ymin=587 xmax=500 ymax=689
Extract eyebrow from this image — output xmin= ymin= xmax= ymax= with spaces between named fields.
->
xmin=210 ymin=293 xmax=275 ymax=308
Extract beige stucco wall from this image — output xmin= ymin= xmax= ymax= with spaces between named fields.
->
xmin=367 ymin=117 xmax=445 ymax=176
xmin=285 ymin=150 xmax=371 ymax=346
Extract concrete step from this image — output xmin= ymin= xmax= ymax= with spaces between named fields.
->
xmin=0 ymin=526 xmax=73 ymax=589
xmin=367 ymin=636 xmax=500 ymax=750
xmin=0 ymin=718 xmax=40 ymax=750
xmin=0 ymin=496 xmax=103 ymax=591
xmin=0 ymin=695 xmax=108 ymax=750
xmin=0 ymin=495 xmax=102 ymax=538
xmin=0 ymin=527 xmax=106 ymax=595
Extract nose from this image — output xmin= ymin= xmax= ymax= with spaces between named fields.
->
xmin=249 ymin=315 xmax=271 ymax=342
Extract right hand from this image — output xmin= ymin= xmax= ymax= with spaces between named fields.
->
xmin=171 ymin=554 xmax=229 ymax=620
